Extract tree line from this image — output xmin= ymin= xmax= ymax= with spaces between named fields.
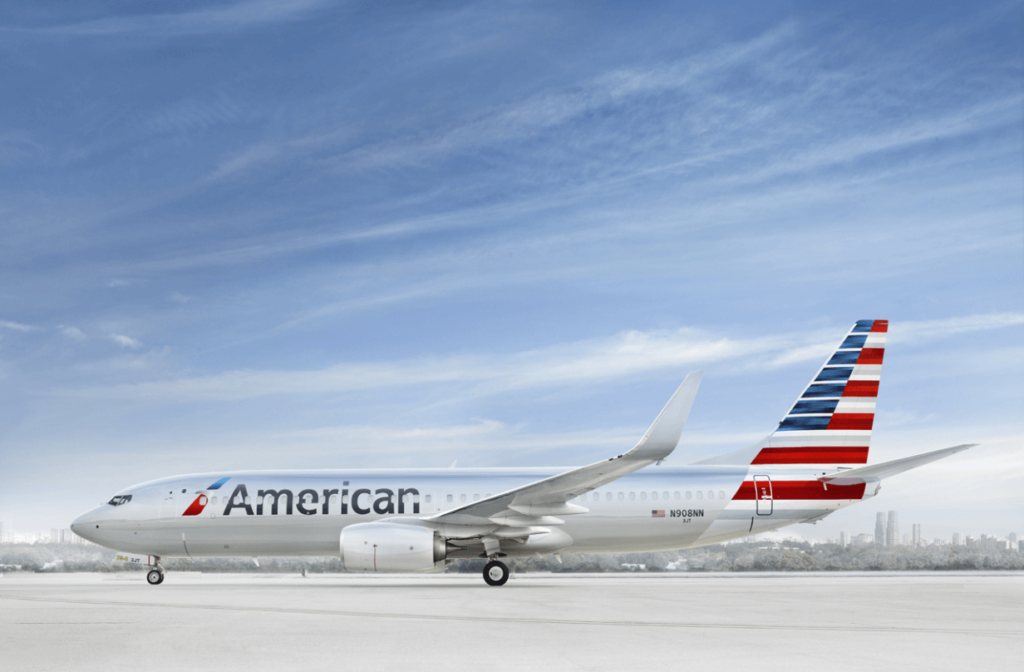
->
xmin=1 ymin=540 xmax=1020 ymax=574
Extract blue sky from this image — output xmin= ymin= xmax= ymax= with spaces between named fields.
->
xmin=1 ymin=1 xmax=1021 ymax=541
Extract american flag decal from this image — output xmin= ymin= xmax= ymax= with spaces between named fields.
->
xmin=652 ymin=510 xmax=665 ymax=518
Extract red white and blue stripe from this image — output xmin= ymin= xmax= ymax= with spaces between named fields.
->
xmin=752 ymin=319 xmax=887 ymax=466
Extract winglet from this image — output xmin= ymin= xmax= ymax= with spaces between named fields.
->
xmin=629 ymin=371 xmax=703 ymax=461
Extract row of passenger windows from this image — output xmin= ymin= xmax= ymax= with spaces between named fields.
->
xmin=577 ymin=490 xmax=727 ymax=502
xmin=205 ymin=490 xmax=728 ymax=507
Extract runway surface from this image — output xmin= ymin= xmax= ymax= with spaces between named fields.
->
xmin=1 ymin=572 xmax=1021 ymax=671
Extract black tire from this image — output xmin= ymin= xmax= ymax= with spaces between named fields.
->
xmin=483 ymin=560 xmax=509 ymax=586
xmin=146 ymin=569 xmax=164 ymax=585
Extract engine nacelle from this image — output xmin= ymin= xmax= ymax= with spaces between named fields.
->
xmin=340 ymin=522 xmax=446 ymax=572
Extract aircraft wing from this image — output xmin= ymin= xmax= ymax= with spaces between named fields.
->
xmin=425 ymin=371 xmax=703 ymax=526
xmin=818 ymin=443 xmax=976 ymax=486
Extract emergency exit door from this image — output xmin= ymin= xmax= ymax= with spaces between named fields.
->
xmin=753 ymin=475 xmax=773 ymax=515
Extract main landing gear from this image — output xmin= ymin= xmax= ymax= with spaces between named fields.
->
xmin=146 ymin=568 xmax=165 ymax=585
xmin=483 ymin=560 xmax=509 ymax=586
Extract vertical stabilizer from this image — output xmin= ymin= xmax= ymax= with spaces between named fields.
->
xmin=752 ymin=319 xmax=887 ymax=467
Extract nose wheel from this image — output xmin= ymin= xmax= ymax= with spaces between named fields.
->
xmin=146 ymin=569 xmax=165 ymax=585
xmin=483 ymin=560 xmax=509 ymax=586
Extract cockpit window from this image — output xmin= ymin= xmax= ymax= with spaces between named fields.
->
xmin=107 ymin=494 xmax=132 ymax=506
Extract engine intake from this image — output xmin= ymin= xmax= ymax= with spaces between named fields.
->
xmin=340 ymin=522 xmax=446 ymax=572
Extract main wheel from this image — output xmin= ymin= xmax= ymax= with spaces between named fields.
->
xmin=483 ymin=560 xmax=509 ymax=586
xmin=146 ymin=569 xmax=164 ymax=585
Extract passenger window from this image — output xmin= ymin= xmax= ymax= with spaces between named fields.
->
xmin=652 ymin=492 xmax=658 ymax=500
xmin=446 ymin=494 xmax=453 ymax=503
xmin=686 ymin=491 xmax=692 ymax=500
xmin=707 ymin=491 xmax=714 ymax=500
xmin=640 ymin=492 xmax=647 ymax=500
xmin=606 ymin=493 xmax=612 ymax=501
xmin=663 ymin=492 xmax=670 ymax=500
xmin=212 ymin=497 xmax=218 ymax=505
xmin=593 ymin=493 xmax=599 ymax=502
xmin=329 ymin=494 xmax=338 ymax=504
xmin=696 ymin=491 xmax=703 ymax=500
xmin=719 ymin=491 xmax=726 ymax=499
xmin=460 ymin=494 xmax=467 ymax=503
xmin=629 ymin=492 xmax=636 ymax=501
xmin=618 ymin=492 xmax=624 ymax=501
xmin=473 ymin=494 xmax=480 ymax=501
xmin=244 ymin=496 xmax=252 ymax=505
xmin=425 ymin=494 xmax=432 ymax=503
xmin=674 ymin=491 xmax=681 ymax=500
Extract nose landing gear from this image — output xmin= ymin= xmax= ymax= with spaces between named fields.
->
xmin=483 ymin=560 xmax=509 ymax=586
xmin=146 ymin=568 xmax=165 ymax=585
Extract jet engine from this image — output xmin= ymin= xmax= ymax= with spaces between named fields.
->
xmin=340 ymin=522 xmax=446 ymax=572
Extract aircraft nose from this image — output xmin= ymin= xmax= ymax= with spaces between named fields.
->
xmin=71 ymin=508 xmax=103 ymax=542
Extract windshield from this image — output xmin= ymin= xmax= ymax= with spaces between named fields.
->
xmin=107 ymin=494 xmax=132 ymax=506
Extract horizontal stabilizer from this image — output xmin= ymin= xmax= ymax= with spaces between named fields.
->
xmin=819 ymin=444 xmax=975 ymax=485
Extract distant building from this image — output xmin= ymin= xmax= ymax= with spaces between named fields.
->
xmin=0 ymin=521 xmax=4 ymax=543
xmin=887 ymin=511 xmax=899 ymax=547
xmin=952 ymin=532 xmax=963 ymax=546
xmin=912 ymin=524 xmax=921 ymax=547
xmin=840 ymin=532 xmax=849 ymax=547
xmin=875 ymin=513 xmax=886 ymax=545
xmin=1009 ymin=532 xmax=1018 ymax=547
xmin=855 ymin=533 xmax=873 ymax=545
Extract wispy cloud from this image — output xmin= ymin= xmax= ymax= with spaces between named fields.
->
xmin=148 ymin=92 xmax=248 ymax=137
xmin=208 ymin=143 xmax=282 ymax=180
xmin=335 ymin=24 xmax=799 ymax=171
xmin=889 ymin=313 xmax=1024 ymax=344
xmin=66 ymin=313 xmax=1023 ymax=402
xmin=19 ymin=0 xmax=332 ymax=38
xmin=58 ymin=325 xmax=86 ymax=340
xmin=1 ymin=320 xmax=37 ymax=332
xmin=109 ymin=333 xmax=142 ymax=349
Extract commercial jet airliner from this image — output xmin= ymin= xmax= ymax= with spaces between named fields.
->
xmin=72 ymin=320 xmax=973 ymax=586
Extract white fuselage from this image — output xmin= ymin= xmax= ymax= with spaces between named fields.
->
xmin=72 ymin=465 xmax=872 ymax=560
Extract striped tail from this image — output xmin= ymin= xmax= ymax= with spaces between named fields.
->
xmin=752 ymin=319 xmax=887 ymax=467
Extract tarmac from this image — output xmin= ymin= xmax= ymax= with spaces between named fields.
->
xmin=1 ymin=572 xmax=1021 ymax=672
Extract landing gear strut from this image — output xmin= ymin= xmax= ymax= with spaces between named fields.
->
xmin=483 ymin=560 xmax=509 ymax=586
xmin=146 ymin=568 xmax=165 ymax=585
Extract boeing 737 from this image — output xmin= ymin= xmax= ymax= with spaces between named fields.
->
xmin=72 ymin=320 xmax=973 ymax=586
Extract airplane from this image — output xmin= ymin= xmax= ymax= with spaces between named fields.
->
xmin=71 ymin=319 xmax=974 ymax=586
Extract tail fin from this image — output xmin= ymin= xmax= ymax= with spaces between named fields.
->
xmin=753 ymin=319 xmax=887 ymax=466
